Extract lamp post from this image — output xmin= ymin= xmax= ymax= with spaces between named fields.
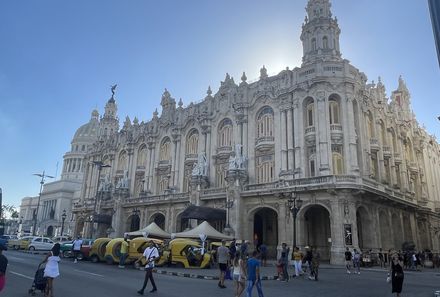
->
xmin=60 ymin=210 xmax=67 ymax=237
xmin=287 ymin=192 xmax=303 ymax=249
xmin=32 ymin=171 xmax=55 ymax=236
xmin=90 ymin=161 xmax=111 ymax=239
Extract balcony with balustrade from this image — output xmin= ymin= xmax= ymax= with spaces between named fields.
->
xmin=382 ymin=146 xmax=392 ymax=158
xmin=255 ymin=136 xmax=275 ymax=151
xmin=369 ymin=138 xmax=380 ymax=152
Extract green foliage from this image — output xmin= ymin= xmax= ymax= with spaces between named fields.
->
xmin=1 ymin=204 xmax=18 ymax=219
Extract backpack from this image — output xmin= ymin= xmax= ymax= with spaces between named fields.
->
xmin=354 ymin=253 xmax=361 ymax=261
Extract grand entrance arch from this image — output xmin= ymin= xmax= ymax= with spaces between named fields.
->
xmin=299 ymin=205 xmax=331 ymax=261
xmin=126 ymin=214 xmax=140 ymax=232
xmin=253 ymin=208 xmax=278 ymax=258
xmin=356 ymin=206 xmax=374 ymax=250
xmin=150 ymin=213 xmax=166 ymax=230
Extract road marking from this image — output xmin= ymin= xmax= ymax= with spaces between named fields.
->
xmin=73 ymin=269 xmax=104 ymax=277
xmin=10 ymin=271 xmax=34 ymax=280
xmin=6 ymin=256 xmax=27 ymax=262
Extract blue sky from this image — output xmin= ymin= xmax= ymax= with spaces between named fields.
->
xmin=0 ymin=0 xmax=439 ymax=207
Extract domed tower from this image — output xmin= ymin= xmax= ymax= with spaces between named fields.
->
xmin=300 ymin=0 xmax=342 ymax=66
xmin=61 ymin=109 xmax=100 ymax=180
xmin=99 ymin=85 xmax=120 ymax=138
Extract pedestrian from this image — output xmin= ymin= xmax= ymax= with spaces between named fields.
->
xmin=0 ymin=244 xmax=8 ymax=293
xmin=378 ymin=248 xmax=384 ymax=268
xmin=233 ymin=251 xmax=246 ymax=297
xmin=279 ymin=243 xmax=289 ymax=281
xmin=353 ymin=248 xmax=361 ymax=274
xmin=240 ymin=240 xmax=249 ymax=259
xmin=229 ymin=238 xmax=237 ymax=260
xmin=308 ymin=246 xmax=320 ymax=281
xmin=72 ymin=236 xmax=83 ymax=263
xmin=41 ymin=243 xmax=61 ymax=297
xmin=119 ymin=238 xmax=129 ymax=268
xmin=410 ymin=252 xmax=416 ymax=270
xmin=136 ymin=240 xmax=159 ymax=295
xmin=292 ymin=247 xmax=303 ymax=277
xmin=303 ymin=246 xmax=312 ymax=276
xmin=246 ymin=250 xmax=264 ymax=297
xmin=258 ymin=243 xmax=267 ymax=267
xmin=345 ymin=247 xmax=352 ymax=274
xmin=217 ymin=240 xmax=229 ymax=289
xmin=389 ymin=252 xmax=404 ymax=297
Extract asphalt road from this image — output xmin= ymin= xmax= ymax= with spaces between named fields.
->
xmin=3 ymin=250 xmax=440 ymax=297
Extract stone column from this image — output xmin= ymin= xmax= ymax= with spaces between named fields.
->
xmin=330 ymin=199 xmax=345 ymax=265
xmin=226 ymin=169 xmax=248 ymax=239
xmin=316 ymin=93 xmax=330 ymax=174
xmin=345 ymin=96 xmax=359 ymax=173
xmin=287 ymin=108 xmax=294 ymax=173
xmin=293 ymin=100 xmax=302 ymax=178
xmin=280 ymin=109 xmax=288 ymax=172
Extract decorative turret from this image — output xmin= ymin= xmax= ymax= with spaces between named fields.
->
xmin=99 ymin=85 xmax=120 ymax=138
xmin=300 ymin=0 xmax=342 ymax=66
xmin=392 ymin=75 xmax=412 ymax=119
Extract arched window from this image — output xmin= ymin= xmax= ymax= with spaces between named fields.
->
xmin=186 ymin=130 xmax=199 ymax=155
xmin=328 ymin=99 xmax=340 ymax=125
xmin=215 ymin=164 xmax=228 ymax=187
xmin=256 ymin=107 xmax=274 ymax=138
xmin=307 ymin=102 xmax=315 ymax=127
xmin=218 ymin=118 xmax=233 ymax=147
xmin=332 ymin=153 xmax=344 ymax=175
xmin=311 ymin=38 xmax=317 ymax=51
xmin=256 ymin=155 xmax=274 ymax=183
xmin=160 ymin=138 xmax=171 ymax=161
xmin=137 ymin=145 xmax=147 ymax=167
xmin=309 ymin=154 xmax=316 ymax=177
xmin=323 ymin=36 xmax=328 ymax=49
xmin=118 ymin=151 xmax=128 ymax=171
xmin=158 ymin=176 xmax=169 ymax=193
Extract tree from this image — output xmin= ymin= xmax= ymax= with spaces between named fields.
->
xmin=1 ymin=204 xmax=18 ymax=220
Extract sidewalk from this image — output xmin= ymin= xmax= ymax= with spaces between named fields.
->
xmin=152 ymin=263 xmax=440 ymax=281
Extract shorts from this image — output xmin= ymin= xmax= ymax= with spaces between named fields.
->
xmin=219 ymin=263 xmax=228 ymax=272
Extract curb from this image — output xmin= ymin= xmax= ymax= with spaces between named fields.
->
xmin=152 ymin=268 xmax=279 ymax=281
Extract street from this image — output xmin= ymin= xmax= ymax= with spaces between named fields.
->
xmin=3 ymin=250 xmax=440 ymax=297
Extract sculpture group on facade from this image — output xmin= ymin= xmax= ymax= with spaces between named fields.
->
xmin=191 ymin=153 xmax=208 ymax=177
xmin=228 ymin=144 xmax=246 ymax=170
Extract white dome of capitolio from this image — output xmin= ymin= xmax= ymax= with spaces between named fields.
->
xmin=72 ymin=109 xmax=99 ymax=144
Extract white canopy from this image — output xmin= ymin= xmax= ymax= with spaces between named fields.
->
xmin=127 ymin=222 xmax=170 ymax=238
xmin=174 ymin=221 xmax=233 ymax=240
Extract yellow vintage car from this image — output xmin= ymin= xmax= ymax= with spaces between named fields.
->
xmin=169 ymin=239 xmax=211 ymax=269
xmin=8 ymin=236 xmax=35 ymax=250
xmin=104 ymin=238 xmax=125 ymax=264
xmin=89 ymin=238 xmax=112 ymax=263
xmin=128 ymin=237 xmax=168 ymax=268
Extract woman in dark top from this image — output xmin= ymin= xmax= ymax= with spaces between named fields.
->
xmin=389 ymin=252 xmax=404 ymax=297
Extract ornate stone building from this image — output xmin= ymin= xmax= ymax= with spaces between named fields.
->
xmin=73 ymin=0 xmax=440 ymax=263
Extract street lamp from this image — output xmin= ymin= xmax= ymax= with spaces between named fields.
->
xmin=287 ymin=192 xmax=303 ymax=249
xmin=32 ymin=171 xmax=55 ymax=236
xmin=90 ymin=161 xmax=111 ymax=239
xmin=60 ymin=210 xmax=67 ymax=236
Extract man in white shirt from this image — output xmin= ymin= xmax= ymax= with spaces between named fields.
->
xmin=136 ymin=241 xmax=159 ymax=295
xmin=72 ymin=236 xmax=83 ymax=263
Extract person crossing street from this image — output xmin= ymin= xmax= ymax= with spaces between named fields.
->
xmin=136 ymin=240 xmax=159 ymax=295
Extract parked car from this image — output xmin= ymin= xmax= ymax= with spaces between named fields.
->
xmin=89 ymin=238 xmax=112 ymax=263
xmin=0 ymin=235 xmax=18 ymax=246
xmin=28 ymin=237 xmax=55 ymax=251
xmin=60 ymin=239 xmax=94 ymax=260
xmin=168 ymin=239 xmax=211 ymax=268
xmin=8 ymin=236 xmax=35 ymax=250
xmin=52 ymin=236 xmax=72 ymax=243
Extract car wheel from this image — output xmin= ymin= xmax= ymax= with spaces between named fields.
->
xmin=29 ymin=246 xmax=35 ymax=251
xmin=77 ymin=252 xmax=84 ymax=261
xmin=63 ymin=250 xmax=72 ymax=258
xmin=90 ymin=255 xmax=99 ymax=263
xmin=175 ymin=262 xmax=185 ymax=268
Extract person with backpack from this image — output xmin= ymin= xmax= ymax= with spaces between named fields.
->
xmin=345 ymin=247 xmax=352 ymax=274
xmin=136 ymin=240 xmax=159 ymax=295
xmin=353 ymin=249 xmax=361 ymax=274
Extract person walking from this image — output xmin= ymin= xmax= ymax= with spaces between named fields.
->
xmin=72 ymin=236 xmax=83 ymax=263
xmin=279 ymin=243 xmax=290 ymax=281
xmin=309 ymin=246 xmax=320 ymax=281
xmin=378 ymin=248 xmax=385 ymax=268
xmin=292 ymin=247 xmax=303 ymax=277
xmin=258 ymin=244 xmax=267 ymax=267
xmin=217 ymin=240 xmax=229 ymax=289
xmin=389 ymin=252 xmax=404 ymax=297
xmin=353 ymin=248 xmax=361 ymax=274
xmin=345 ymin=247 xmax=352 ymax=274
xmin=246 ymin=251 xmax=264 ymax=297
xmin=303 ymin=246 xmax=312 ymax=276
xmin=233 ymin=251 xmax=246 ymax=297
xmin=0 ymin=244 xmax=8 ymax=293
xmin=136 ymin=240 xmax=159 ymax=295
xmin=240 ymin=241 xmax=249 ymax=259
xmin=119 ymin=238 xmax=129 ymax=268
xmin=229 ymin=238 xmax=237 ymax=260
xmin=41 ymin=243 xmax=61 ymax=297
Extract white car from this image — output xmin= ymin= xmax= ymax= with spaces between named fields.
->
xmin=52 ymin=236 xmax=72 ymax=243
xmin=28 ymin=237 xmax=55 ymax=251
